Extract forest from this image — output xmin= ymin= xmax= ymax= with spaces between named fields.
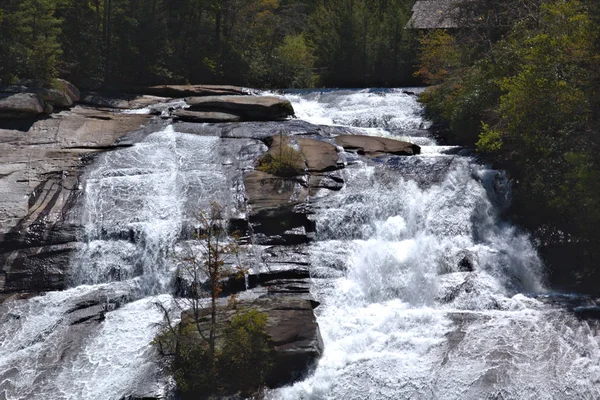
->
xmin=416 ymin=0 xmax=600 ymax=288
xmin=0 ymin=0 xmax=418 ymax=89
xmin=1 ymin=0 xmax=600 ymax=286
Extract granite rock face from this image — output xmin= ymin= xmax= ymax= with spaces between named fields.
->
xmin=0 ymin=107 xmax=154 ymax=302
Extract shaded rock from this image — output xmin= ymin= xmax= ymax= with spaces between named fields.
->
xmin=257 ymin=296 xmax=323 ymax=386
xmin=56 ymin=79 xmax=81 ymax=102
xmin=0 ymin=93 xmax=45 ymax=118
xmin=222 ymin=268 xmax=310 ymax=296
xmin=31 ymin=88 xmax=73 ymax=108
xmin=335 ymin=134 xmax=420 ymax=157
xmin=458 ymin=254 xmax=475 ymax=272
xmin=244 ymin=170 xmax=314 ymax=244
xmin=263 ymin=279 xmax=311 ymax=295
xmin=186 ymin=95 xmax=294 ymax=121
xmin=574 ymin=306 xmax=600 ymax=320
xmin=131 ymin=84 xmax=246 ymax=98
xmin=309 ymin=171 xmax=345 ymax=193
xmin=173 ymin=109 xmax=241 ymax=123
xmin=244 ymin=170 xmax=308 ymax=212
xmin=66 ymin=293 xmax=127 ymax=325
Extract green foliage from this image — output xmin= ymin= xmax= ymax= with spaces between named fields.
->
xmin=419 ymin=0 xmax=600 ymax=247
xmin=309 ymin=0 xmax=417 ymax=87
xmin=257 ymin=142 xmax=305 ymax=177
xmin=0 ymin=0 xmax=419 ymax=88
xmin=0 ymin=0 xmax=63 ymax=85
xmin=415 ymin=30 xmax=461 ymax=85
xmin=476 ymin=122 xmax=503 ymax=152
xmin=155 ymin=308 xmax=273 ymax=399
xmin=219 ymin=309 xmax=273 ymax=395
xmin=271 ymin=34 xmax=316 ymax=88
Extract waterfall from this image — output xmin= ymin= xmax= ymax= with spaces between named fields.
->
xmin=268 ymin=89 xmax=600 ymax=400
xmin=1 ymin=88 xmax=599 ymax=400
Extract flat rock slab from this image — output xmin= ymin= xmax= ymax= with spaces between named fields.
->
xmin=185 ymin=95 xmax=294 ymax=121
xmin=335 ymin=134 xmax=421 ymax=157
xmin=0 ymin=93 xmax=45 ymax=118
xmin=173 ymin=109 xmax=241 ymax=123
xmin=131 ymin=84 xmax=246 ymax=98
xmin=296 ymin=137 xmax=340 ymax=172
xmin=81 ymin=92 xmax=170 ymax=109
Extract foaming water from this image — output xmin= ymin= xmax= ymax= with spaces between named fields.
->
xmin=71 ymin=125 xmax=230 ymax=294
xmin=2 ymin=89 xmax=599 ymax=400
xmin=268 ymin=90 xmax=600 ymax=399
xmin=0 ymin=123 xmax=242 ymax=399
xmin=282 ymin=89 xmax=430 ymax=133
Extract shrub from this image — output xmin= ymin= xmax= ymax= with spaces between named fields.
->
xmin=219 ymin=309 xmax=274 ymax=395
xmin=155 ymin=308 xmax=273 ymax=399
xmin=257 ymin=143 xmax=305 ymax=177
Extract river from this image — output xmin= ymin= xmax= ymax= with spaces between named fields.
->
xmin=0 ymin=88 xmax=599 ymax=400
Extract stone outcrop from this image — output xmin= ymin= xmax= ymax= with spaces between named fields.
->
xmin=335 ymin=134 xmax=421 ymax=157
xmin=0 ymin=79 xmax=82 ymax=114
xmin=0 ymin=93 xmax=46 ymax=118
xmin=186 ymin=95 xmax=294 ymax=121
xmin=56 ymin=79 xmax=81 ymax=103
xmin=31 ymin=88 xmax=73 ymax=108
xmin=80 ymin=92 xmax=171 ymax=109
xmin=130 ymin=84 xmax=246 ymax=98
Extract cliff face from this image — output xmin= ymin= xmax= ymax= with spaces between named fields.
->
xmin=0 ymin=106 xmax=156 ymax=302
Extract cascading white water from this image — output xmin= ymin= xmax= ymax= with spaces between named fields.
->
xmin=1 ymin=88 xmax=599 ymax=400
xmin=268 ymin=89 xmax=600 ymax=399
xmin=0 ymin=124 xmax=247 ymax=400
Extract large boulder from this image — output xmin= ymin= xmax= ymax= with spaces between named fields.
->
xmin=0 ymin=93 xmax=45 ymax=118
xmin=56 ymin=79 xmax=81 ymax=103
xmin=335 ymin=134 xmax=421 ymax=157
xmin=185 ymin=95 xmax=294 ymax=121
xmin=31 ymin=88 xmax=73 ymax=108
xmin=132 ymin=84 xmax=246 ymax=98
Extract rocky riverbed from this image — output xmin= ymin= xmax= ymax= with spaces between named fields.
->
xmin=0 ymin=83 xmax=426 ymax=399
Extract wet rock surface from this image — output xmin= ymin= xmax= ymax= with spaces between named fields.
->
xmin=185 ymin=95 xmax=294 ymax=121
xmin=335 ymin=134 xmax=421 ymax=157
xmin=0 ymin=87 xmax=432 ymax=397
xmin=0 ymin=106 xmax=154 ymax=302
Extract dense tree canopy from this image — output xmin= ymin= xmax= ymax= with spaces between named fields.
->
xmin=0 ymin=0 xmax=419 ymax=88
xmin=418 ymin=0 xmax=600 ymax=288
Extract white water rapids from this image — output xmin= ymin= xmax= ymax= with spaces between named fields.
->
xmin=268 ymin=89 xmax=600 ymax=399
xmin=0 ymin=88 xmax=599 ymax=400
